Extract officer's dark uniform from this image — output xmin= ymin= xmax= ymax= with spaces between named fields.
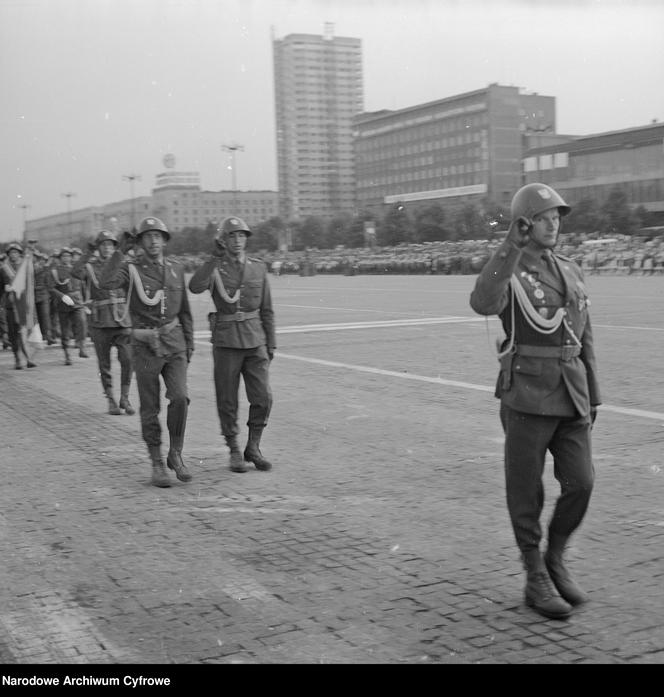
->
xmin=188 ymin=216 xmax=276 ymax=472
xmin=72 ymin=230 xmax=134 ymax=416
xmin=98 ymin=217 xmax=194 ymax=487
xmin=470 ymin=183 xmax=601 ymax=620
xmin=48 ymin=247 xmax=89 ymax=365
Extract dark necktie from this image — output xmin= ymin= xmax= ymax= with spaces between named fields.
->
xmin=543 ymin=250 xmax=559 ymax=278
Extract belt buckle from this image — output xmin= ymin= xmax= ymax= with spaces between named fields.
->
xmin=235 ymin=311 xmax=244 ymax=321
xmin=561 ymin=345 xmax=575 ymax=361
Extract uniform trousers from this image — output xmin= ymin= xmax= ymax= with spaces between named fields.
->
xmin=90 ymin=327 xmax=133 ymax=393
xmin=499 ymin=404 xmax=594 ymax=555
xmin=5 ymin=306 xmax=22 ymax=354
xmin=213 ymin=345 xmax=272 ymax=437
xmin=57 ymin=308 xmax=86 ymax=348
xmin=133 ymin=342 xmax=188 ymax=447
xmin=35 ymin=297 xmax=53 ymax=342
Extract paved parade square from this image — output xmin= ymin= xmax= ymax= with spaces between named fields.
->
xmin=1 ymin=273 xmax=663 ymax=665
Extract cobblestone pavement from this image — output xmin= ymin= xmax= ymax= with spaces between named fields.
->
xmin=0 ymin=275 xmax=662 ymax=665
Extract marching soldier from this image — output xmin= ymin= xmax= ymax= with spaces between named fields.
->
xmin=188 ymin=216 xmax=276 ymax=473
xmin=49 ymin=246 xmax=90 ymax=365
xmin=33 ymin=251 xmax=56 ymax=345
xmin=98 ymin=217 xmax=194 ymax=488
xmin=0 ymin=243 xmax=37 ymax=369
xmin=470 ymin=183 xmax=601 ymax=620
xmin=72 ymin=229 xmax=135 ymax=416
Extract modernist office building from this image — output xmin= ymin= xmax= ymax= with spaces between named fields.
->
xmin=521 ymin=121 xmax=664 ymax=215
xmin=24 ymin=168 xmax=278 ymax=251
xmin=353 ymin=83 xmax=556 ymax=216
xmin=273 ymin=24 xmax=363 ymax=221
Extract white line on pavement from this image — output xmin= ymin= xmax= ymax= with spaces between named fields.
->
xmin=274 ymin=352 xmax=664 ymax=423
xmin=192 ymin=317 xmax=664 ymax=422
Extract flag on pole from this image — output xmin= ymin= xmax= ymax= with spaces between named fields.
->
xmin=8 ymin=250 xmax=42 ymax=357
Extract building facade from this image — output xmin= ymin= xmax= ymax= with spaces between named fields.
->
xmin=522 ymin=122 xmax=664 ymax=214
xmin=273 ymin=24 xmax=363 ymax=221
xmin=354 ymin=83 xmax=556 ymax=217
xmin=24 ymin=170 xmax=278 ymax=252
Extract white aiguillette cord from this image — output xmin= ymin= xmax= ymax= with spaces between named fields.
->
xmin=496 ymin=274 xmax=581 ymax=360
xmin=212 ymin=266 xmax=241 ymax=303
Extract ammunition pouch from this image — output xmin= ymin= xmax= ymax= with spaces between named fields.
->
xmin=207 ymin=311 xmax=217 ymax=338
xmin=498 ymin=347 xmax=515 ymax=391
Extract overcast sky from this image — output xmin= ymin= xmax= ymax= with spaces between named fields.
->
xmin=2 ymin=0 xmax=663 ymax=242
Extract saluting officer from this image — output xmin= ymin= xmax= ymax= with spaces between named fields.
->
xmin=98 ymin=217 xmax=194 ymax=488
xmin=470 ymin=183 xmax=601 ymax=621
xmin=188 ymin=216 xmax=276 ymax=473
xmin=72 ymin=229 xmax=135 ymax=416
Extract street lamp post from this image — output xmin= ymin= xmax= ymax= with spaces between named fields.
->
xmin=61 ymin=192 xmax=76 ymax=239
xmin=222 ymin=143 xmax=244 ymax=212
xmin=122 ymin=173 xmax=141 ymax=233
xmin=19 ymin=204 xmax=31 ymax=244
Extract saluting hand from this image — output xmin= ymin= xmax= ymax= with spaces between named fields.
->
xmin=506 ymin=216 xmax=533 ymax=249
xmin=212 ymin=239 xmax=226 ymax=258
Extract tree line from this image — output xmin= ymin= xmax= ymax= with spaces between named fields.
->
xmin=53 ymin=185 xmax=661 ymax=258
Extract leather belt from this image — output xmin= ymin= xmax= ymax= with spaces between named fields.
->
xmin=134 ymin=318 xmax=180 ymax=331
xmin=217 ymin=309 xmax=259 ymax=322
xmin=92 ymin=297 xmax=126 ymax=307
xmin=516 ymin=344 xmax=581 ymax=361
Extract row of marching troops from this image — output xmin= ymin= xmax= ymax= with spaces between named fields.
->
xmin=1 ymin=215 xmax=277 ymax=491
xmin=1 ymin=242 xmax=92 ymax=368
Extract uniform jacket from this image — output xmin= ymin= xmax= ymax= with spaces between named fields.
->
xmin=188 ymin=253 xmax=276 ymax=351
xmin=470 ymin=241 xmax=601 ymax=418
xmin=33 ymin=262 xmax=51 ymax=303
xmin=48 ymin=263 xmax=85 ymax=313
xmin=0 ymin=260 xmax=21 ymax=315
xmin=72 ymin=256 xmax=131 ymax=329
xmin=98 ymin=250 xmax=193 ymax=355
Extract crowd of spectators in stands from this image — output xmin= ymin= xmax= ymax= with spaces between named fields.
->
xmin=249 ymin=231 xmax=664 ymax=277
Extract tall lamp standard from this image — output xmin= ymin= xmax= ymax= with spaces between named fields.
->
xmin=122 ymin=173 xmax=141 ymax=233
xmin=221 ymin=143 xmax=244 ymax=212
xmin=19 ymin=203 xmax=31 ymax=244
xmin=61 ymin=192 xmax=76 ymax=239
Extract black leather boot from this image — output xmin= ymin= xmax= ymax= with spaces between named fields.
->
xmin=244 ymin=426 xmax=273 ymax=471
xmin=544 ymin=533 xmax=589 ymax=606
xmin=119 ymin=385 xmax=135 ymax=415
xmin=105 ymin=388 xmax=122 ymax=415
xmin=148 ymin=445 xmax=171 ymax=488
xmin=63 ymin=347 xmax=72 ymax=366
xmin=14 ymin=353 xmax=23 ymax=370
xmin=225 ymin=435 xmax=247 ymax=472
xmin=166 ymin=437 xmax=193 ymax=482
xmin=523 ymin=549 xmax=572 ymax=620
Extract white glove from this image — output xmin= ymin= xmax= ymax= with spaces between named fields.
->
xmin=62 ymin=295 xmax=75 ymax=306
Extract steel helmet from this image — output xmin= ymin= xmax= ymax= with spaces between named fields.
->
xmin=6 ymin=242 xmax=23 ymax=255
xmin=70 ymin=247 xmax=82 ymax=255
xmin=217 ymin=216 xmax=252 ymax=241
xmin=137 ymin=216 xmax=170 ymax=241
xmin=94 ymin=229 xmax=118 ymax=247
xmin=510 ymin=183 xmax=571 ymax=221
xmin=57 ymin=246 xmax=73 ymax=257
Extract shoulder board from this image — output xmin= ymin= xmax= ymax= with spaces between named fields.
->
xmin=248 ymin=256 xmax=265 ymax=264
xmin=556 ymin=253 xmax=572 ymax=262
